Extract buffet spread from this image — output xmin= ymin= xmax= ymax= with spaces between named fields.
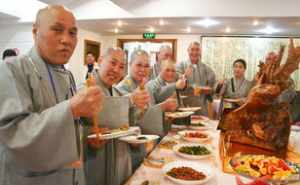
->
xmin=122 ymin=39 xmax=300 ymax=185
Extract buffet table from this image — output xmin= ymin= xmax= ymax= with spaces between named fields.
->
xmin=124 ymin=119 xmax=300 ymax=185
xmin=124 ymin=120 xmax=238 ymax=185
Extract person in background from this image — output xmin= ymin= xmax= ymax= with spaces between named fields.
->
xmin=2 ymin=48 xmax=17 ymax=62
xmin=0 ymin=5 xmax=103 ymax=185
xmin=116 ymin=49 xmax=178 ymax=133
xmin=146 ymin=59 xmax=186 ymax=104
xmin=177 ymin=41 xmax=216 ymax=116
xmin=151 ymin=45 xmax=173 ymax=79
xmin=216 ymin=59 xmax=253 ymax=102
xmin=85 ymin=52 xmax=96 ymax=79
xmin=84 ymin=47 xmax=151 ymax=185
xmin=115 ymin=50 xmax=178 ymax=170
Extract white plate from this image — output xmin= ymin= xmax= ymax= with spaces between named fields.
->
xmin=173 ymin=143 xmax=213 ymax=160
xmin=224 ymin=98 xmax=242 ymax=103
xmin=162 ymin=161 xmax=214 ymax=185
xmin=87 ymin=127 xmax=140 ymax=140
xmin=189 ymin=121 xmax=211 ymax=130
xmin=178 ymin=130 xmax=212 ymax=143
xmin=119 ymin=134 xmax=160 ymax=144
xmin=291 ymin=125 xmax=300 ymax=132
xmin=165 ymin=111 xmax=194 ymax=118
xmin=172 ymin=124 xmax=189 ymax=129
xmin=178 ymin=107 xmax=201 ymax=112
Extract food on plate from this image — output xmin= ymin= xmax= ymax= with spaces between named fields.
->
xmin=235 ymin=176 xmax=270 ymax=185
xmin=159 ymin=140 xmax=178 ymax=149
xmin=178 ymin=107 xmax=201 ymax=112
xmin=178 ymin=145 xmax=211 ymax=156
xmin=231 ymin=155 xmax=300 ymax=181
xmin=190 ymin=122 xmax=205 ymax=127
xmin=166 ymin=167 xmax=206 ymax=181
xmin=119 ymin=124 xmax=130 ymax=131
xmin=140 ymin=180 xmax=149 ymax=185
xmin=219 ymin=41 xmax=300 ymax=151
xmin=137 ymin=136 xmax=147 ymax=140
xmin=165 ymin=111 xmax=193 ymax=118
xmin=185 ymin=132 xmax=208 ymax=139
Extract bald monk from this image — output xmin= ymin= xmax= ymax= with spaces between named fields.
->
xmin=0 ymin=5 xmax=102 ymax=185
xmin=146 ymin=59 xmax=187 ymax=104
xmin=151 ymin=45 xmax=173 ymax=79
xmin=177 ymin=41 xmax=216 ymax=116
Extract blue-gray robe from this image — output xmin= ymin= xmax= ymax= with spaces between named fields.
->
xmin=0 ymin=47 xmax=84 ymax=185
xmin=145 ymin=75 xmax=176 ymax=104
xmin=219 ymin=77 xmax=253 ymax=99
xmin=83 ymin=71 xmax=132 ymax=185
xmin=176 ymin=59 xmax=216 ymax=116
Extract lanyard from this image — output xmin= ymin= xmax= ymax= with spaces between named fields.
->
xmin=46 ymin=64 xmax=59 ymax=104
xmin=45 ymin=64 xmax=77 ymax=103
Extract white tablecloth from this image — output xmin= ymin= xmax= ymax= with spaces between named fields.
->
xmin=125 ymin=121 xmax=240 ymax=185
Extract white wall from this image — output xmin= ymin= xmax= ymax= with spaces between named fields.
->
xmin=68 ymin=28 xmax=104 ymax=84
xmin=0 ymin=24 xmax=104 ymax=85
xmin=0 ymin=25 xmax=201 ymax=85
xmin=0 ymin=24 xmax=33 ymax=57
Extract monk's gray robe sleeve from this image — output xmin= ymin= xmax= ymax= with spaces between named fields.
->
xmin=146 ymin=80 xmax=176 ymax=104
xmin=0 ymin=63 xmax=78 ymax=172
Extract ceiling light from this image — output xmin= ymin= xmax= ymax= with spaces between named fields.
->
xmin=258 ymin=25 xmax=280 ymax=34
xmin=196 ymin=18 xmax=219 ymax=27
xmin=186 ymin=27 xmax=191 ymax=33
xmin=225 ymin=27 xmax=231 ymax=33
xmin=114 ymin=28 xmax=119 ymax=33
xmin=253 ymin=20 xmax=259 ymax=26
xmin=117 ymin=20 xmax=122 ymax=27
xmin=148 ymin=27 xmax=155 ymax=33
xmin=159 ymin=19 xmax=165 ymax=26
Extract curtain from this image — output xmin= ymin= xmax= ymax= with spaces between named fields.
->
xmin=201 ymin=36 xmax=300 ymax=90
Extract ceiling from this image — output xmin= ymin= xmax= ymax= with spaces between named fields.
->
xmin=1 ymin=0 xmax=300 ymax=36
xmin=77 ymin=17 xmax=300 ymax=36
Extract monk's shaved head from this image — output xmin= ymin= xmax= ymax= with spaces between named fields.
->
xmin=188 ymin=41 xmax=201 ymax=64
xmin=32 ymin=5 xmax=77 ymax=65
xmin=35 ymin=5 xmax=75 ymax=26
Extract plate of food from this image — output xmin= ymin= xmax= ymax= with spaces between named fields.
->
xmin=119 ymin=134 xmax=159 ymax=144
xmin=230 ymin=154 xmax=300 ymax=183
xmin=178 ymin=130 xmax=211 ymax=143
xmin=162 ymin=161 xmax=214 ymax=185
xmin=165 ymin=111 xmax=194 ymax=119
xmin=173 ymin=143 xmax=212 ymax=160
xmin=178 ymin=107 xmax=201 ymax=112
xmin=87 ymin=126 xmax=140 ymax=140
xmin=291 ymin=125 xmax=300 ymax=132
xmin=159 ymin=140 xmax=178 ymax=150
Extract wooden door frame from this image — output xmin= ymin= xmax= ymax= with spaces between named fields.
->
xmin=84 ymin=39 xmax=101 ymax=65
xmin=117 ymin=38 xmax=177 ymax=61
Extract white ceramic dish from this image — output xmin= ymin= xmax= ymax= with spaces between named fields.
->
xmin=173 ymin=143 xmax=213 ymax=160
xmin=87 ymin=127 xmax=140 ymax=140
xmin=162 ymin=161 xmax=214 ymax=185
xmin=178 ymin=130 xmax=212 ymax=143
xmin=119 ymin=134 xmax=160 ymax=144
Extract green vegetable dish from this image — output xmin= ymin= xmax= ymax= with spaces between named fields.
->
xmin=178 ymin=146 xmax=211 ymax=155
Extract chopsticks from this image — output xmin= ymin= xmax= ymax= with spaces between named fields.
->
xmin=86 ymin=73 xmax=101 ymax=145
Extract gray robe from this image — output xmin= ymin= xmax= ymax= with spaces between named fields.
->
xmin=0 ymin=48 xmax=84 ymax=185
xmin=146 ymin=76 xmax=176 ymax=104
xmin=176 ymin=59 xmax=216 ymax=116
xmin=150 ymin=62 xmax=161 ymax=79
xmin=219 ymin=77 xmax=253 ymax=99
xmin=115 ymin=75 xmax=165 ymax=136
xmin=84 ymin=71 xmax=132 ymax=185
